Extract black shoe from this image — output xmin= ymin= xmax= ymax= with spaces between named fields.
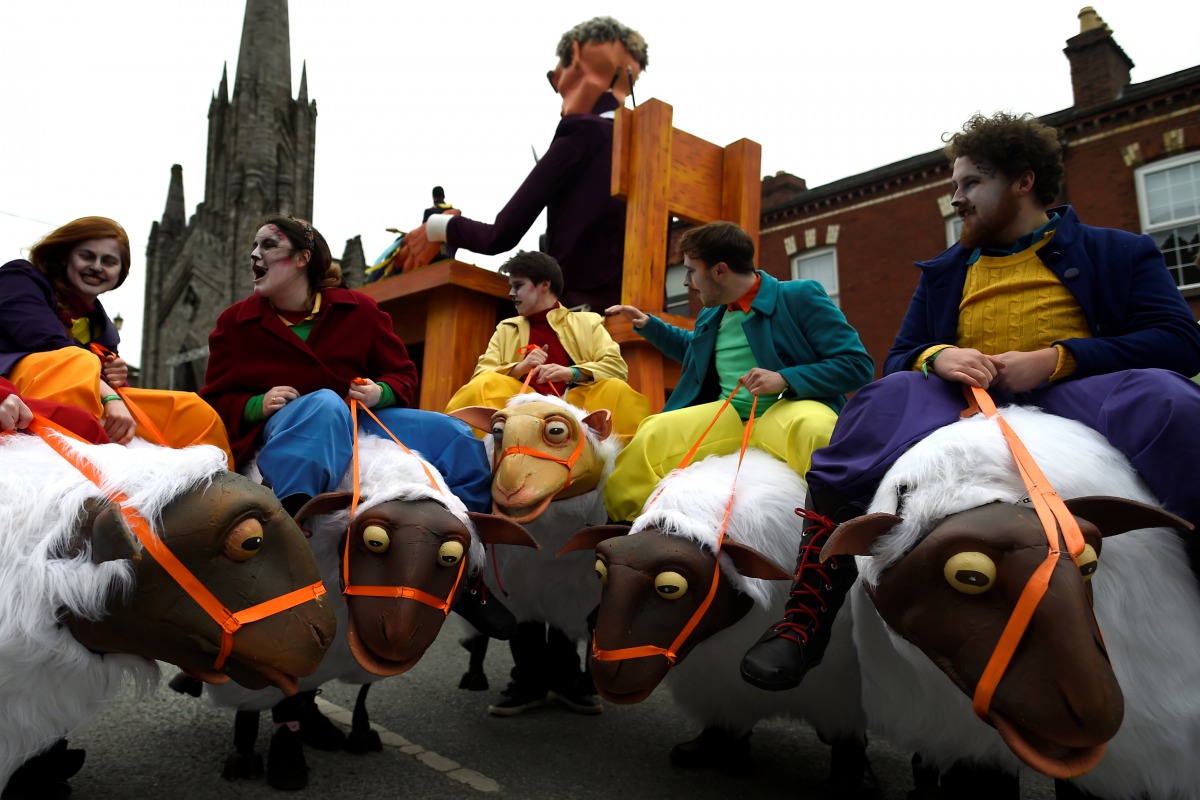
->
xmin=669 ymin=727 xmax=753 ymax=777
xmin=298 ymin=691 xmax=346 ymax=751
xmin=454 ymin=576 xmax=517 ymax=640
xmin=486 ymin=681 xmax=547 ymax=717
xmin=740 ymin=489 xmax=860 ymax=691
xmin=547 ymin=688 xmax=603 ymax=715
xmin=266 ymin=727 xmax=308 ymax=791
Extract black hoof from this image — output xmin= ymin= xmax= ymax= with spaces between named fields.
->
xmin=458 ymin=671 xmax=490 ymax=691
xmin=266 ymin=728 xmax=308 ymax=791
xmin=168 ymin=672 xmax=204 ymax=698
xmin=1 ymin=778 xmax=73 ymax=800
xmin=823 ymin=738 xmax=881 ymax=799
xmin=221 ymin=752 xmax=264 ymax=781
xmin=345 ymin=729 xmax=383 ymax=755
xmin=299 ymin=699 xmax=346 ymax=752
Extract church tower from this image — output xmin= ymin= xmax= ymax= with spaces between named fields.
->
xmin=140 ymin=0 xmax=317 ymax=390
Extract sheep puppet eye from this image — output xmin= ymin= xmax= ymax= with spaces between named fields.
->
xmin=655 ymin=571 xmax=688 ymax=600
xmin=1077 ymin=543 xmax=1099 ymax=581
xmin=362 ymin=524 xmax=390 ymax=553
xmin=543 ymin=418 xmax=571 ymax=445
xmin=225 ymin=518 xmax=265 ymax=562
xmin=943 ymin=551 xmax=996 ymax=595
xmin=438 ymin=540 xmax=464 ymax=566
xmin=594 ymin=559 xmax=608 ymax=585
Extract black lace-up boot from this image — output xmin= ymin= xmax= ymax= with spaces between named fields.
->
xmin=740 ymin=486 xmax=860 ymax=691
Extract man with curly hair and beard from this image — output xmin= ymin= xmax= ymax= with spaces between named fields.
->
xmin=741 ymin=111 xmax=1200 ymax=708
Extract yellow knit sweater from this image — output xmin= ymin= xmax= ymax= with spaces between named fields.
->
xmin=916 ymin=233 xmax=1090 ymax=380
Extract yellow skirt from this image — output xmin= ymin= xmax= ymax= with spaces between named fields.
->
xmin=9 ymin=347 xmax=235 ymax=467
xmin=444 ymin=371 xmax=651 ymax=444
xmin=602 ymin=398 xmax=838 ymax=522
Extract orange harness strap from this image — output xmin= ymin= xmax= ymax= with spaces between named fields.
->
xmin=22 ymin=415 xmax=325 ymax=670
xmin=516 ymin=344 xmax=565 ymax=399
xmin=592 ymin=387 xmax=759 ymax=666
xmin=966 ymin=386 xmax=1088 ymax=722
xmin=342 ymin=392 xmax=465 ymax=613
xmin=88 ymin=343 xmax=170 ymax=447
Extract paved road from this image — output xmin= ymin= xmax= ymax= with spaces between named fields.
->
xmin=66 ymin=631 xmax=1057 ymax=799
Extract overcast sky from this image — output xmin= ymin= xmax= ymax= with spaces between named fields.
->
xmin=2 ymin=0 xmax=1196 ymax=363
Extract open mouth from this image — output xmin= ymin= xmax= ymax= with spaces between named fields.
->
xmin=252 ymin=264 xmax=267 ymax=280
xmin=991 ymin=710 xmax=1109 ymax=779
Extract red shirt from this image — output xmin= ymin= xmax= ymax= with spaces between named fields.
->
xmin=524 ymin=304 xmax=572 ymax=396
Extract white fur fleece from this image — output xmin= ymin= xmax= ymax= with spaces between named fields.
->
xmin=633 ymin=450 xmax=866 ymax=741
xmin=850 ymin=406 xmax=1200 ymax=799
xmin=476 ymin=394 xmax=621 ymax=640
xmin=209 ymin=434 xmax=483 ymax=710
xmin=0 ymin=433 xmax=229 ymax=787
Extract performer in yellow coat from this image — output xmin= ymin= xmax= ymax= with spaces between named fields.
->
xmin=445 ymin=250 xmax=649 ymax=442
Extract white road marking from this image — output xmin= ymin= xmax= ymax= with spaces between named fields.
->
xmin=314 ymin=696 xmax=501 ymax=792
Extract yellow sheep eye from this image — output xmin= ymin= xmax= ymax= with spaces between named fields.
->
xmin=654 ymin=571 xmax=688 ymax=600
xmin=225 ymin=518 xmax=264 ymax=562
xmin=1077 ymin=544 xmax=1099 ymax=581
xmin=362 ymin=524 xmax=390 ymax=554
xmin=944 ymin=552 xmax=996 ymax=595
xmin=544 ymin=418 xmax=571 ymax=445
xmin=594 ymin=559 xmax=608 ymax=585
xmin=438 ymin=540 xmax=464 ymax=566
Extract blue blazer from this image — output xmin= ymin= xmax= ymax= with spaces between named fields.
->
xmin=884 ymin=206 xmax=1200 ymax=378
xmin=638 ymin=271 xmax=874 ymax=413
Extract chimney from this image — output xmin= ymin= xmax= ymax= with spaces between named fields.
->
xmin=1064 ymin=7 xmax=1134 ymax=109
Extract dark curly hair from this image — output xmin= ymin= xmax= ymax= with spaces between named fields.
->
xmin=556 ymin=16 xmax=648 ymax=70
xmin=943 ymin=112 xmax=1064 ymax=206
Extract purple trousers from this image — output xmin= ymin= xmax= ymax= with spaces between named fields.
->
xmin=808 ymin=368 xmax=1200 ymax=529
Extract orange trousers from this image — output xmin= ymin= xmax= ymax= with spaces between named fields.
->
xmin=8 ymin=347 xmax=234 ymax=467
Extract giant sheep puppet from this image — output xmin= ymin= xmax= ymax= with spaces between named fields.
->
xmin=560 ymin=450 xmax=871 ymax=792
xmin=450 ymin=394 xmax=619 ymax=710
xmin=210 ymin=433 xmax=537 ymax=790
xmin=0 ymin=429 xmax=336 ymax=796
xmin=822 ymin=405 xmax=1200 ymax=799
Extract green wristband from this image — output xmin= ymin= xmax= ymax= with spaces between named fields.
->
xmin=101 ymin=394 xmax=122 ymax=404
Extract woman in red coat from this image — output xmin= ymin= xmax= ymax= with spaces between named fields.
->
xmin=200 ymin=214 xmax=490 ymax=514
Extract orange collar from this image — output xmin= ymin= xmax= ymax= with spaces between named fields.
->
xmin=727 ymin=274 xmax=761 ymax=313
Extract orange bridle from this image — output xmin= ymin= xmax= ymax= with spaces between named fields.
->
xmin=342 ymin=394 xmax=466 ymax=614
xmin=591 ymin=387 xmax=759 ymax=667
xmin=17 ymin=415 xmax=326 ymax=671
xmin=963 ymin=386 xmax=1092 ymax=723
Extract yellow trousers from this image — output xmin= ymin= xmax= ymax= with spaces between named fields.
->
xmin=9 ymin=347 xmax=234 ymax=467
xmin=444 ymin=372 xmax=651 ymax=444
xmin=603 ymin=398 xmax=838 ymax=522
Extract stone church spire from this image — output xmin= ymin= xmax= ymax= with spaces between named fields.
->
xmin=140 ymin=0 xmax=317 ymax=391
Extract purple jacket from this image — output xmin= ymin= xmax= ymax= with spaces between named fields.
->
xmin=0 ymin=259 xmax=120 ymax=375
xmin=446 ymin=94 xmax=625 ymax=311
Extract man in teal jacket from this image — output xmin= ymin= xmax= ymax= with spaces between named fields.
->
xmin=603 ymin=221 xmax=873 ymax=522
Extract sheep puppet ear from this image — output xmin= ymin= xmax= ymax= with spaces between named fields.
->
xmin=718 ymin=540 xmax=795 ymax=581
xmin=293 ymin=492 xmax=354 ymax=524
xmin=820 ymin=513 xmax=903 ymax=561
xmin=61 ymin=497 xmax=141 ymax=564
xmin=556 ymin=525 xmax=630 ymax=556
xmin=580 ymin=409 xmax=612 ymax=440
xmin=1063 ymin=496 xmax=1195 ymax=536
xmin=447 ymin=406 xmax=498 ymax=434
xmin=468 ymin=512 xmax=540 ymax=550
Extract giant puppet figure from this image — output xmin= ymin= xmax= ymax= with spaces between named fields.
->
xmin=398 ymin=17 xmax=648 ymax=312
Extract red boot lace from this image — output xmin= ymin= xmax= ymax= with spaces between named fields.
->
xmin=773 ymin=508 xmax=840 ymax=644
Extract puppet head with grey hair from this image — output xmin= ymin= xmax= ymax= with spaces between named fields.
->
xmin=548 ymin=16 xmax=649 ymax=116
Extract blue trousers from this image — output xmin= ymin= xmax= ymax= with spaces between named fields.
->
xmin=808 ymin=369 xmax=1200 ymax=529
xmin=256 ymin=390 xmax=492 ymax=513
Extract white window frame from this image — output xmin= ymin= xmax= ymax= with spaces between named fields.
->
xmin=664 ymin=262 xmax=690 ymax=316
xmin=1135 ymin=151 xmax=1200 ymax=292
xmin=946 ymin=215 xmax=963 ymax=248
xmin=791 ymin=248 xmax=839 ymax=307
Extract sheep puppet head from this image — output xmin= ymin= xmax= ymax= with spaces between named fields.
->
xmin=558 ymin=450 xmax=797 ymax=703
xmin=450 ymin=394 xmax=618 ymax=524
xmin=6 ymin=433 xmax=336 ymax=695
xmin=820 ymin=409 xmax=1192 ymax=780
xmin=290 ymin=434 xmax=537 ymax=677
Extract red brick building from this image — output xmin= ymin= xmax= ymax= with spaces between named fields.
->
xmin=750 ymin=8 xmax=1200 ymax=374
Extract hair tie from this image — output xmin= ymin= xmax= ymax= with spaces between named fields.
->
xmin=288 ymin=215 xmax=315 ymax=248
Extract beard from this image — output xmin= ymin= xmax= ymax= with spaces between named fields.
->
xmin=959 ymin=188 xmax=1022 ymax=251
